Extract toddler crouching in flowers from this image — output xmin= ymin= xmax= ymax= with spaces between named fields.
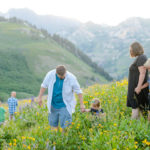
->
xmin=84 ymin=98 xmax=106 ymax=119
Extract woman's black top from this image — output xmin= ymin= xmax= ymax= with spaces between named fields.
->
xmin=127 ymin=54 xmax=149 ymax=110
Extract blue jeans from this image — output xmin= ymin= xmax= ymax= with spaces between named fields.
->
xmin=48 ymin=106 xmax=72 ymax=128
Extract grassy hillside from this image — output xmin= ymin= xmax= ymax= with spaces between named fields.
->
xmin=0 ymin=21 xmax=109 ymax=101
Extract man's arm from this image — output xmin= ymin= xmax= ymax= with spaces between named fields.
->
xmin=38 ymin=72 xmax=51 ymax=106
xmin=77 ymin=93 xmax=85 ymax=112
xmin=38 ymin=87 xmax=46 ymax=106
xmin=72 ymin=77 xmax=85 ymax=112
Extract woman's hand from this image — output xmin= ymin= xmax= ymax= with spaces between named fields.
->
xmin=135 ymin=86 xmax=141 ymax=94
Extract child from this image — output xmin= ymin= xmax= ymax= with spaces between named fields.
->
xmin=0 ymin=101 xmax=6 ymax=126
xmin=8 ymin=91 xmax=18 ymax=120
xmin=142 ymin=59 xmax=150 ymax=121
xmin=142 ymin=59 xmax=150 ymax=89
xmin=84 ymin=98 xmax=106 ymax=118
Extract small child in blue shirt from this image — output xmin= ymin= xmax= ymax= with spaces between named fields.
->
xmin=8 ymin=91 xmax=18 ymax=120
xmin=84 ymin=98 xmax=106 ymax=118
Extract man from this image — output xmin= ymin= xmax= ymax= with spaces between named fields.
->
xmin=38 ymin=65 xmax=85 ymax=131
xmin=8 ymin=91 xmax=18 ymax=120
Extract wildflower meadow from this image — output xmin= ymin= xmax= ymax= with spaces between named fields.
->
xmin=0 ymin=79 xmax=150 ymax=150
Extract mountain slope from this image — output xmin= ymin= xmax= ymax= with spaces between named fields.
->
xmin=5 ymin=8 xmax=150 ymax=79
xmin=0 ymin=20 xmax=111 ymax=101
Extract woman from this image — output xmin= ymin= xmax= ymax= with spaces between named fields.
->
xmin=127 ymin=42 xmax=149 ymax=119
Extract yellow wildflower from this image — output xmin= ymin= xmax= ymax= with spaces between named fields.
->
xmin=23 ymin=144 xmax=26 ymax=148
xmin=22 ymin=136 xmax=26 ymax=140
xmin=135 ymin=141 xmax=138 ymax=145
xmin=13 ymin=143 xmax=16 ymax=146
xmin=114 ymin=123 xmax=117 ymax=127
xmin=134 ymin=145 xmax=138 ymax=149
xmin=142 ymin=139 xmax=147 ymax=144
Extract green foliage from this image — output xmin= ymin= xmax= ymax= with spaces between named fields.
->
xmin=0 ymin=50 xmax=40 ymax=101
xmin=0 ymin=92 xmax=9 ymax=102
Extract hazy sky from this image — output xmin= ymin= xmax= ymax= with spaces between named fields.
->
xmin=1 ymin=0 xmax=150 ymax=26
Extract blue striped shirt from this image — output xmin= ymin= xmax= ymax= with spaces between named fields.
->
xmin=8 ymin=97 xmax=18 ymax=114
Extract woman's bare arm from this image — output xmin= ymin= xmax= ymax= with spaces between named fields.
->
xmin=135 ymin=66 xmax=146 ymax=94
